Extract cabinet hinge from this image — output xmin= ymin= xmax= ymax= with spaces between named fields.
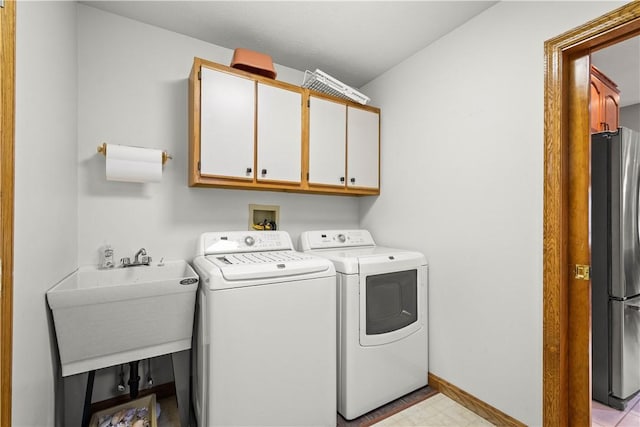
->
xmin=198 ymin=70 xmax=201 ymax=80
xmin=306 ymin=172 xmax=309 ymax=180
xmin=197 ymin=161 xmax=201 ymax=171
xmin=307 ymin=99 xmax=310 ymax=108
xmin=574 ymin=264 xmax=591 ymax=281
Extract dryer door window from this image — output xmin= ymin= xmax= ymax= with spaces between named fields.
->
xmin=366 ymin=270 xmax=417 ymax=335
xmin=358 ymin=259 xmax=426 ymax=347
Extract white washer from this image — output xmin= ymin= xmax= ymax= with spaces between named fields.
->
xmin=192 ymin=231 xmax=337 ymax=427
xmin=300 ymin=229 xmax=428 ymax=420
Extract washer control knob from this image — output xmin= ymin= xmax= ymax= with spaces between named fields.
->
xmin=244 ymin=236 xmax=255 ymax=246
xmin=337 ymin=234 xmax=346 ymax=243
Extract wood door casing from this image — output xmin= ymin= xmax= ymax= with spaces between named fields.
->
xmin=544 ymin=3 xmax=640 ymax=426
xmin=0 ymin=1 xmax=15 ymax=425
xmin=567 ymin=52 xmax=592 ymax=427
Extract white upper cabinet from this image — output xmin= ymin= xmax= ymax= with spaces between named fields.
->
xmin=308 ymin=96 xmax=346 ymax=186
xmin=257 ymin=83 xmax=302 ymax=183
xmin=199 ymin=67 xmax=254 ymax=179
xmin=189 ymin=58 xmax=380 ymax=195
xmin=308 ymin=96 xmax=380 ymax=190
xmin=347 ymin=106 xmax=380 ymax=189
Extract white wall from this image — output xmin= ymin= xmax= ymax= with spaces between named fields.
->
xmin=77 ymin=5 xmax=359 ymax=268
xmin=13 ymin=1 xmax=78 ymax=426
xmin=11 ymin=3 xmax=358 ymax=425
xmin=75 ymin=2 xmax=359 ymax=404
xmin=360 ymin=1 xmax=625 ymax=425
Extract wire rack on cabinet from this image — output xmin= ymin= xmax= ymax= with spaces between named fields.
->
xmin=302 ymin=69 xmax=370 ymax=105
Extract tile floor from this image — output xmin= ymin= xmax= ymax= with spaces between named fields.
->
xmin=156 ymin=393 xmax=495 ymax=427
xmin=157 ymin=395 xmax=182 ymax=427
xmin=158 ymin=393 xmax=640 ymax=427
xmin=157 ymin=392 xmax=640 ymax=427
xmin=592 ymin=393 xmax=640 ymax=427
xmin=371 ymin=393 xmax=494 ymax=427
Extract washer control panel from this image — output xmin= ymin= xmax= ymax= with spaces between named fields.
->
xmin=198 ymin=231 xmax=294 ymax=256
xmin=299 ymin=230 xmax=376 ymax=250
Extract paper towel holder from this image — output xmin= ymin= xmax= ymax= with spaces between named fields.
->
xmin=97 ymin=142 xmax=173 ymax=165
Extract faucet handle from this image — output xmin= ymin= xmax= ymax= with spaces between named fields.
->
xmin=120 ymin=257 xmax=131 ymax=267
xmin=140 ymin=255 xmax=152 ymax=265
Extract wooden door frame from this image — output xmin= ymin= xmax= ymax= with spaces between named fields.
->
xmin=544 ymin=3 xmax=640 ymax=426
xmin=0 ymin=0 xmax=15 ymax=425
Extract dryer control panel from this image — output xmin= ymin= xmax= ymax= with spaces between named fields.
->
xmin=300 ymin=230 xmax=376 ymax=250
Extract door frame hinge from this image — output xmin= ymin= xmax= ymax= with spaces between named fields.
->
xmin=574 ymin=264 xmax=591 ymax=280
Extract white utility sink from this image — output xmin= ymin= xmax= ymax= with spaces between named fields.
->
xmin=47 ymin=260 xmax=199 ymax=377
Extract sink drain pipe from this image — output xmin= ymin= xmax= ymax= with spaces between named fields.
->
xmin=128 ymin=360 xmax=140 ymax=399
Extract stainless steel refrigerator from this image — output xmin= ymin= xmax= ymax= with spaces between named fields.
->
xmin=592 ymin=127 xmax=640 ymax=410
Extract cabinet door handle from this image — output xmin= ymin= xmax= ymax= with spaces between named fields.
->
xmin=350 ymin=177 xmax=356 ymax=184
xmin=340 ymin=177 xmax=345 ymax=183
xmin=261 ymin=169 xmax=267 ymax=175
xmin=246 ymin=167 xmax=252 ymax=174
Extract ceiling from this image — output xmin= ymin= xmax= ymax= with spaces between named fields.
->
xmin=592 ymin=36 xmax=640 ymax=107
xmin=80 ymin=1 xmax=497 ymax=88
xmin=79 ymin=1 xmax=639 ymax=108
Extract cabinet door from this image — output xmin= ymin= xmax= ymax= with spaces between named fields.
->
xmin=257 ymin=84 xmax=302 ymax=183
xmin=590 ymin=79 xmax=602 ymax=133
xmin=603 ymin=90 xmax=620 ymax=131
xmin=200 ymin=67 xmax=255 ymax=179
xmin=347 ymin=107 xmax=379 ymax=189
xmin=308 ymin=96 xmax=347 ymax=186
xmin=590 ymin=67 xmax=620 ymax=133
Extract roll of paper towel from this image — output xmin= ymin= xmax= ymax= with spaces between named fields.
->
xmin=105 ymin=144 xmax=163 ymax=183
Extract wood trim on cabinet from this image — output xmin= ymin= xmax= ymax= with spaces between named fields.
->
xmin=305 ymin=87 xmax=381 ymax=113
xmin=543 ymin=3 xmax=640 ymax=426
xmin=194 ymin=57 xmax=302 ymax=93
xmin=0 ymin=1 xmax=15 ymax=425
xmin=590 ymin=65 xmax=619 ymax=90
xmin=301 ymin=84 xmax=310 ymax=186
xmin=188 ymin=59 xmax=200 ymax=187
xmin=428 ymin=373 xmax=525 ymax=427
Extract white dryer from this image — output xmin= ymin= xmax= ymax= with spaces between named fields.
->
xmin=300 ymin=229 xmax=428 ymax=420
xmin=192 ymin=231 xmax=337 ymax=427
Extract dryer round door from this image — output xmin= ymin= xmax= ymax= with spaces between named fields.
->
xmin=358 ymin=255 xmax=427 ymax=346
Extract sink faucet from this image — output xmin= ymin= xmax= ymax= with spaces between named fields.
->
xmin=121 ymin=248 xmax=152 ymax=267
xmin=134 ymin=248 xmax=147 ymax=264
